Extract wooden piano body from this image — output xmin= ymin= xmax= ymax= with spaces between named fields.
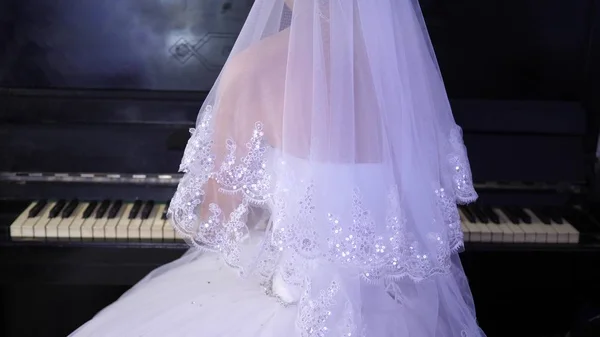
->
xmin=1 ymin=0 xmax=600 ymax=336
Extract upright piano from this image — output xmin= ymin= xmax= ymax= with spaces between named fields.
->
xmin=1 ymin=1 xmax=599 ymax=337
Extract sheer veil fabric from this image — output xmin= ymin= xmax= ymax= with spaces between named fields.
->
xmin=72 ymin=0 xmax=485 ymax=336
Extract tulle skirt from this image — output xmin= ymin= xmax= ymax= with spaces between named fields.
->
xmin=70 ymin=153 xmax=484 ymax=337
xmin=70 ymin=250 xmax=484 ymax=337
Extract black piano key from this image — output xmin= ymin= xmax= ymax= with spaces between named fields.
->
xmin=28 ymin=200 xmax=48 ymax=217
xmin=512 ymin=207 xmax=532 ymax=224
xmin=544 ymin=207 xmax=563 ymax=224
xmin=61 ymin=199 xmax=79 ymax=218
xmin=481 ymin=205 xmax=500 ymax=224
xmin=107 ymin=200 xmax=123 ymax=219
xmin=48 ymin=200 xmax=67 ymax=219
xmin=531 ymin=207 xmax=551 ymax=225
xmin=82 ymin=201 xmax=99 ymax=219
xmin=500 ymin=207 xmax=520 ymax=224
xmin=95 ymin=200 xmax=111 ymax=219
xmin=458 ymin=205 xmax=472 ymax=222
xmin=162 ymin=201 xmax=171 ymax=220
xmin=468 ymin=204 xmax=489 ymax=224
xmin=141 ymin=201 xmax=155 ymax=219
xmin=129 ymin=200 xmax=143 ymax=219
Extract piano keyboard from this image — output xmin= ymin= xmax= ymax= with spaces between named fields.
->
xmin=9 ymin=200 xmax=183 ymax=242
xmin=459 ymin=205 xmax=579 ymax=244
xmin=9 ymin=200 xmax=581 ymax=245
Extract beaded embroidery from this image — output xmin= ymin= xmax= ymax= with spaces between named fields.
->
xmin=297 ymin=281 xmax=339 ymax=337
xmin=168 ymin=104 xmax=479 ymax=336
xmin=170 ymin=104 xmax=476 ymax=276
xmin=448 ymin=125 xmax=478 ymax=204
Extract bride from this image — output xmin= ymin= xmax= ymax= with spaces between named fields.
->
xmin=71 ymin=0 xmax=485 ymax=336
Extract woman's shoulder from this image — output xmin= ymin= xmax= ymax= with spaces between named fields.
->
xmin=219 ymin=29 xmax=290 ymax=89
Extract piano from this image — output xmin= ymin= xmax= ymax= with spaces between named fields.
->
xmin=2 ymin=98 xmax=600 ymax=337
xmin=1 ymin=1 xmax=600 ymax=337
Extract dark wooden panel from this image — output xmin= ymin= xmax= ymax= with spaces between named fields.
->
xmin=0 ymin=0 xmax=254 ymax=92
xmin=0 ymin=0 xmax=595 ymax=103
xmin=0 ymin=123 xmax=186 ymax=173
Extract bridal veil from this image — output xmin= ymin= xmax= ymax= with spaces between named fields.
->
xmin=167 ymin=0 xmax=483 ymax=335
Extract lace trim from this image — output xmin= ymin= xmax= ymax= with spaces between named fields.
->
xmin=270 ymin=181 xmax=460 ymax=283
xmin=448 ymin=125 xmax=478 ymax=204
xmin=436 ymin=187 xmax=464 ymax=251
xmin=214 ymin=121 xmax=273 ymax=204
xmin=168 ymin=104 xmax=480 ymax=336
xmin=170 ymin=105 xmax=475 ymax=278
xmin=297 ymin=281 xmax=339 ymax=337
xmin=169 ymin=106 xmax=275 ymax=270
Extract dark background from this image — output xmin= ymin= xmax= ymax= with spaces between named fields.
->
xmin=0 ymin=0 xmax=595 ymax=99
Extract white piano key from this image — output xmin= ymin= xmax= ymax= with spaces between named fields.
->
xmin=499 ymin=209 xmax=537 ymax=243
xmin=92 ymin=202 xmax=116 ymax=240
xmin=494 ymin=209 xmax=525 ymax=243
xmin=460 ymin=209 xmax=493 ymax=242
xmin=523 ymin=209 xmax=557 ymax=243
xmin=80 ymin=203 xmax=98 ymax=239
xmin=37 ymin=202 xmax=58 ymax=239
xmin=23 ymin=203 xmax=51 ymax=238
xmin=489 ymin=208 xmax=515 ymax=243
xmin=66 ymin=203 xmax=87 ymax=239
xmin=128 ymin=208 xmax=145 ymax=240
xmin=46 ymin=206 xmax=66 ymax=239
xmin=483 ymin=221 xmax=504 ymax=243
xmin=567 ymin=224 xmax=580 ymax=243
xmin=92 ymin=217 xmax=109 ymax=240
xmin=9 ymin=202 xmax=37 ymax=238
xmin=151 ymin=205 xmax=166 ymax=241
xmin=519 ymin=222 xmax=540 ymax=243
xmin=476 ymin=221 xmax=493 ymax=243
xmin=460 ymin=221 xmax=470 ymax=242
xmin=92 ymin=206 xmax=111 ymax=240
xmin=519 ymin=209 xmax=551 ymax=243
xmin=140 ymin=205 xmax=159 ymax=240
xmin=496 ymin=224 xmax=515 ymax=243
xmin=553 ymin=222 xmax=571 ymax=243
xmin=459 ymin=210 xmax=480 ymax=242
xmin=163 ymin=220 xmax=176 ymax=242
xmin=552 ymin=219 xmax=580 ymax=244
xmin=115 ymin=203 xmax=135 ymax=239
xmin=56 ymin=202 xmax=83 ymax=239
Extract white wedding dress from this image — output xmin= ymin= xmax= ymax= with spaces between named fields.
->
xmin=69 ymin=252 xmax=420 ymax=337
xmin=70 ymin=253 xmax=472 ymax=337
xmin=72 ymin=1 xmax=486 ymax=335
xmin=71 ymin=150 xmax=482 ymax=337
